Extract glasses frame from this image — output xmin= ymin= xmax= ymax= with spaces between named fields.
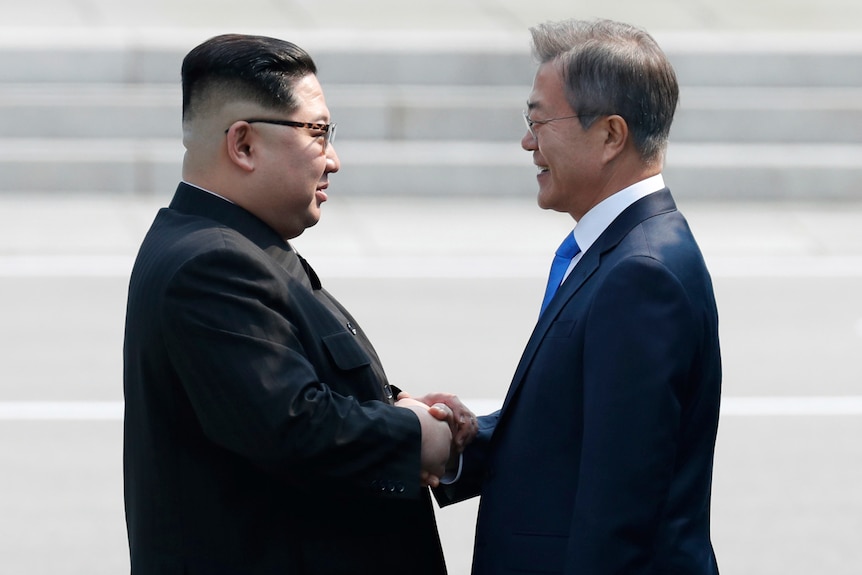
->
xmin=522 ymin=111 xmax=591 ymax=138
xmin=225 ymin=118 xmax=337 ymax=151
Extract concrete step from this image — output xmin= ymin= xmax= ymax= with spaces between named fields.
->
xmin=2 ymin=84 xmax=861 ymax=143
xmin=674 ymin=87 xmax=862 ymax=144
xmin=2 ymin=35 xmax=862 ymax=87
xmin=1 ymin=138 xmax=859 ymax=200
xmin=2 ymin=33 xmax=861 ymax=199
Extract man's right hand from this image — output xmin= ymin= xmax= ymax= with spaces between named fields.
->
xmin=395 ymin=397 xmax=453 ymax=487
xmin=398 ymin=391 xmax=478 ymax=451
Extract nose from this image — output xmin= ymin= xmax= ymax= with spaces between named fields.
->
xmin=521 ymin=128 xmax=537 ymax=151
xmin=326 ymin=143 xmax=340 ymax=173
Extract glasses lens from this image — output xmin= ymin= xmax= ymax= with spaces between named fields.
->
xmin=327 ymin=123 xmax=337 ymax=148
xmin=522 ymin=112 xmax=535 ymax=137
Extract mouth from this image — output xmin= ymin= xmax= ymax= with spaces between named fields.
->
xmin=315 ymin=182 xmax=329 ymax=202
xmin=535 ymin=164 xmax=550 ymax=175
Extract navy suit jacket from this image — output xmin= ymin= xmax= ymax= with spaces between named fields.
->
xmin=437 ymin=189 xmax=721 ymax=575
xmin=123 ymin=183 xmax=446 ymax=575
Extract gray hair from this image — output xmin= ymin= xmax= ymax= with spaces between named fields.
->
xmin=530 ymin=19 xmax=679 ymax=164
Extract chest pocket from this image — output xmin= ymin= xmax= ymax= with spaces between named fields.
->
xmin=545 ymin=319 xmax=577 ymax=339
xmin=322 ymin=331 xmax=372 ymax=371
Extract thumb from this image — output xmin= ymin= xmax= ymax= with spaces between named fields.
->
xmin=428 ymin=403 xmax=453 ymax=421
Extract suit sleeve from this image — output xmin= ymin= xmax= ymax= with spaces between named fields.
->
xmin=160 ymin=244 xmax=423 ymax=498
xmin=567 ymin=255 xmax=699 ymax=573
xmin=433 ymin=410 xmax=499 ymax=506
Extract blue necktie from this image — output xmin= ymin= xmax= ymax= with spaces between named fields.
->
xmin=540 ymin=233 xmax=580 ymax=315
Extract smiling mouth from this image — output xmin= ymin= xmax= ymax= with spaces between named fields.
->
xmin=315 ymin=182 xmax=329 ymax=202
xmin=536 ymin=165 xmax=549 ymax=174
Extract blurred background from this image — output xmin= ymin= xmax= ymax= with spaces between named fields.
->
xmin=1 ymin=1 xmax=861 ymax=573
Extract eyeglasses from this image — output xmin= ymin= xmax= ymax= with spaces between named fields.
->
xmin=226 ymin=119 xmax=337 ymax=151
xmin=522 ymin=111 xmax=588 ymax=138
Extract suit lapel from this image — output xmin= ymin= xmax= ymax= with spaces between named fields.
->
xmin=499 ymin=189 xmax=677 ymax=418
xmin=265 ymin=245 xmax=321 ymax=292
xmin=498 ymin=248 xmax=600 ymax=417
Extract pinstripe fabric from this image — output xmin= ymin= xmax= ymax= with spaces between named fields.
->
xmin=123 ymin=183 xmax=446 ymax=575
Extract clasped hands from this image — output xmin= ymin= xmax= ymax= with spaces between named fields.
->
xmin=395 ymin=392 xmax=478 ymax=488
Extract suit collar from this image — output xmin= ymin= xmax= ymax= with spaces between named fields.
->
xmin=571 ymin=174 xmax=666 ymax=258
xmin=169 ymin=182 xmax=320 ymax=290
xmin=592 ymin=187 xmax=676 ymax=255
xmin=171 ymin=182 xmax=286 ymax=248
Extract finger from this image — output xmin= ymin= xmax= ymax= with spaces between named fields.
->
xmin=454 ymin=431 xmax=470 ymax=451
xmin=421 ymin=467 xmax=444 ymax=486
xmin=396 ymin=391 xmax=411 ymax=400
xmin=428 ymin=403 xmax=454 ymax=421
xmin=395 ymin=397 xmax=429 ymax=411
xmin=457 ymin=415 xmax=478 ymax=447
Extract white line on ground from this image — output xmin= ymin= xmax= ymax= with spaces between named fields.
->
xmin=720 ymin=396 xmax=862 ymax=416
xmin=0 ymin=255 xmax=134 ymax=277
xmin=471 ymin=397 xmax=862 ymax=417
xmin=0 ymin=401 xmax=123 ymax=420
xmin=2 ymin=397 xmax=862 ymax=421
xmin=3 ymin=255 xmax=862 ymax=279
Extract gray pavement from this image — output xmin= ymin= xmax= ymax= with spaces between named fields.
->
xmin=2 ymin=193 xmax=862 ymax=574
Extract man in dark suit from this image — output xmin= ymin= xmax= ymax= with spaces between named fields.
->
xmin=429 ymin=19 xmax=722 ymax=574
xmin=123 ymin=34 xmax=474 ymax=575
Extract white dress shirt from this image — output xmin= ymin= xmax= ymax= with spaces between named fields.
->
xmin=563 ymin=173 xmax=666 ymax=281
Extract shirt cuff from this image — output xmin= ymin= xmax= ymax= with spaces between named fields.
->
xmin=439 ymin=453 xmax=464 ymax=485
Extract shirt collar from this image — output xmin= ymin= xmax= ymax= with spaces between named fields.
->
xmin=181 ymin=180 xmax=234 ymax=204
xmin=572 ymin=174 xmax=665 ymax=255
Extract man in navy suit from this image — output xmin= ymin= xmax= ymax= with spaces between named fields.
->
xmin=123 ymin=34 xmax=475 ymax=574
xmin=430 ymin=19 xmax=722 ymax=574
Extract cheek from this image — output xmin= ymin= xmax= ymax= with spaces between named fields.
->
xmin=540 ymin=134 xmax=572 ymax=166
xmin=305 ymin=153 xmax=327 ymax=179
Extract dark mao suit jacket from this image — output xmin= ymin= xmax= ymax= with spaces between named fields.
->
xmin=123 ymin=183 xmax=446 ymax=575
xmin=437 ymin=190 xmax=721 ymax=575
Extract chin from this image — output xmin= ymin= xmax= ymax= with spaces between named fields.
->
xmin=537 ymin=187 xmax=569 ymax=214
xmin=305 ymin=207 xmax=322 ymax=227
xmin=536 ymin=189 xmax=555 ymax=211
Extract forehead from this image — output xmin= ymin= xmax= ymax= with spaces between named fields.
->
xmin=527 ymin=62 xmax=570 ymax=114
xmin=290 ymin=74 xmax=330 ymax=120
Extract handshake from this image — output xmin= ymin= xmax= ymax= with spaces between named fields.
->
xmin=395 ymin=392 xmax=478 ymax=487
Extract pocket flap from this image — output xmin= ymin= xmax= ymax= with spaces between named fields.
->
xmin=322 ymin=331 xmax=372 ymax=370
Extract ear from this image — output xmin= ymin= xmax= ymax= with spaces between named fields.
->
xmin=225 ymin=123 xmax=256 ymax=172
xmin=601 ymin=115 xmax=629 ymax=163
